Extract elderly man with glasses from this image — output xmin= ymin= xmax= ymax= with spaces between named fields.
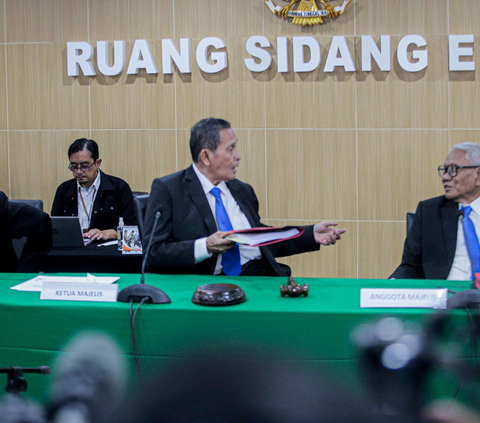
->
xmin=51 ymin=138 xmax=136 ymax=241
xmin=391 ymin=142 xmax=480 ymax=280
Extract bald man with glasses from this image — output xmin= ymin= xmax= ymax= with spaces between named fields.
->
xmin=51 ymin=138 xmax=136 ymax=241
xmin=391 ymin=142 xmax=480 ymax=280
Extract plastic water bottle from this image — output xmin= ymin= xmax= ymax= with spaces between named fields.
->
xmin=117 ymin=217 xmax=124 ymax=251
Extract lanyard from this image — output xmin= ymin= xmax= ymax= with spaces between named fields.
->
xmin=78 ymin=186 xmax=97 ymax=227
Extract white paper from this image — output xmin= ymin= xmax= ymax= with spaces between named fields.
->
xmin=97 ymin=240 xmax=118 ymax=247
xmin=226 ymin=228 xmax=300 ymax=246
xmin=11 ymin=275 xmax=120 ymax=292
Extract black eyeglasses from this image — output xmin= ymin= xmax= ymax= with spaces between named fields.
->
xmin=68 ymin=161 xmax=96 ymax=172
xmin=438 ymin=164 xmax=480 ymax=178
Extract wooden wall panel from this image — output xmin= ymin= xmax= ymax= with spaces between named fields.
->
xmin=356 ymin=36 xmax=448 ymax=129
xmin=450 ymin=130 xmax=480 ymax=146
xmin=0 ymin=45 xmax=7 ymax=130
xmin=357 ymin=0 xmax=448 ymax=35
xmin=91 ymin=130 xmax=177 ymax=194
xmin=90 ymin=41 xmax=176 ymax=130
xmin=264 ymin=37 xmax=356 ymax=129
xmin=450 ymin=62 xmax=480 ymax=129
xmin=450 ymin=0 xmax=480 ymax=34
xmin=0 ymin=132 xmax=8 ymax=195
xmin=266 ymin=220 xmax=356 ymax=278
xmin=6 ymin=0 xmax=88 ymax=43
xmin=266 ymin=129 xmax=356 ymax=221
xmin=175 ymin=0 xmax=264 ymax=39
xmin=7 ymin=44 xmax=90 ymax=130
xmin=0 ymin=1 xmax=5 ymax=44
xmin=175 ymin=38 xmax=266 ymax=129
xmin=89 ymin=0 xmax=174 ymax=41
xmin=9 ymin=131 xmax=85 ymax=211
xmin=358 ymin=130 xmax=448 ymax=221
xmin=358 ymin=221 xmax=405 ymax=279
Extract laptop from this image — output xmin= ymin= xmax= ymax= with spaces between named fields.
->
xmin=51 ymin=217 xmax=93 ymax=247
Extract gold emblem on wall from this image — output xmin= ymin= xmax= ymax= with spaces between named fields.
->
xmin=264 ymin=0 xmax=352 ymax=26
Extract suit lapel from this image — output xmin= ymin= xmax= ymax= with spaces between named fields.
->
xmin=184 ymin=166 xmax=218 ymax=234
xmin=441 ymin=199 xmax=459 ymax=265
xmin=227 ymin=181 xmax=260 ymax=227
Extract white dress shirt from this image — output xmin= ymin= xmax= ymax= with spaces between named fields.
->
xmin=447 ymin=196 xmax=480 ymax=281
xmin=192 ymin=163 xmax=261 ymax=274
xmin=77 ymin=171 xmax=101 ymax=231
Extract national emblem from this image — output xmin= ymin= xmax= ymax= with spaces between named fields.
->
xmin=264 ymin=0 xmax=351 ymax=26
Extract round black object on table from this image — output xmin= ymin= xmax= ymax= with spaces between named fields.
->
xmin=192 ymin=283 xmax=246 ymax=306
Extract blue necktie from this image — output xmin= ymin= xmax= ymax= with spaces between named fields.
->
xmin=461 ymin=205 xmax=480 ymax=283
xmin=210 ymin=187 xmax=241 ymax=276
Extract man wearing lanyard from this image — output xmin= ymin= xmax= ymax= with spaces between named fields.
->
xmin=51 ymin=138 xmax=136 ymax=241
xmin=391 ymin=142 xmax=480 ymax=282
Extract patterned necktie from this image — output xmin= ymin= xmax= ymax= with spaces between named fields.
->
xmin=461 ymin=205 xmax=480 ymax=286
xmin=210 ymin=187 xmax=241 ymax=276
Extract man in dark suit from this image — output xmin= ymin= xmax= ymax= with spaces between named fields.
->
xmin=144 ymin=118 xmax=345 ymax=276
xmin=0 ymin=191 xmax=52 ymax=272
xmin=51 ymin=138 xmax=136 ymax=241
xmin=391 ymin=142 xmax=480 ymax=280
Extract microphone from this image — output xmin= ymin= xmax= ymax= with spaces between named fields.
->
xmin=0 ymin=366 xmax=50 ymax=395
xmin=0 ymin=366 xmax=50 ymax=374
xmin=117 ymin=211 xmax=171 ymax=303
xmin=47 ymin=333 xmax=126 ymax=423
xmin=457 ymin=209 xmax=464 ymax=219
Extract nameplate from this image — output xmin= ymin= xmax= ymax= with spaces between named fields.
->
xmin=40 ymin=282 xmax=118 ymax=302
xmin=360 ymin=288 xmax=447 ymax=309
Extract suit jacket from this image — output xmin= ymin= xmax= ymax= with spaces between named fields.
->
xmin=0 ymin=191 xmax=52 ymax=272
xmin=144 ymin=166 xmax=320 ymax=275
xmin=390 ymin=195 xmax=459 ymax=280
xmin=51 ymin=171 xmax=136 ymax=230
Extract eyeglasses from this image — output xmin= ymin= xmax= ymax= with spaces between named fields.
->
xmin=437 ymin=164 xmax=480 ymax=178
xmin=68 ymin=161 xmax=96 ymax=172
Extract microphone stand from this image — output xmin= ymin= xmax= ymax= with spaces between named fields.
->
xmin=447 ymin=210 xmax=480 ymax=308
xmin=117 ymin=212 xmax=170 ymax=304
xmin=0 ymin=366 xmax=50 ymax=395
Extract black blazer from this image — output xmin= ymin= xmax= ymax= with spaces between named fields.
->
xmin=0 ymin=191 xmax=52 ymax=272
xmin=51 ymin=171 xmax=136 ymax=230
xmin=144 ymin=166 xmax=320 ymax=275
xmin=390 ymin=195 xmax=459 ymax=280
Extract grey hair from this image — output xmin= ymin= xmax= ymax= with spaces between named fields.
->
xmin=451 ymin=142 xmax=480 ymax=165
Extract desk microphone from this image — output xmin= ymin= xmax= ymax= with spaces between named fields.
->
xmin=117 ymin=211 xmax=170 ymax=304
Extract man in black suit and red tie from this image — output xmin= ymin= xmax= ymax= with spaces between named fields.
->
xmin=143 ymin=118 xmax=345 ymax=276
xmin=391 ymin=142 xmax=480 ymax=280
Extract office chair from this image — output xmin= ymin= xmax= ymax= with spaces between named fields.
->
xmin=8 ymin=199 xmax=44 ymax=259
xmin=132 ymin=191 xmax=148 ymax=198
xmin=133 ymin=195 xmax=149 ymax=243
xmin=406 ymin=212 xmax=415 ymax=234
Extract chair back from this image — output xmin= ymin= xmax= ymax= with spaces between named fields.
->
xmin=132 ymin=191 xmax=148 ymax=198
xmin=134 ymin=195 xmax=149 ymax=242
xmin=8 ymin=199 xmax=44 ymax=259
xmin=9 ymin=199 xmax=44 ymax=211
xmin=406 ymin=212 xmax=415 ymax=234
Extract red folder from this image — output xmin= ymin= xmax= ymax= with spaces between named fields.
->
xmin=224 ymin=226 xmax=304 ymax=247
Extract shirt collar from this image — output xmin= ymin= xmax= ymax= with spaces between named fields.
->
xmin=192 ymin=163 xmax=228 ymax=195
xmin=77 ymin=169 xmax=102 ymax=193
